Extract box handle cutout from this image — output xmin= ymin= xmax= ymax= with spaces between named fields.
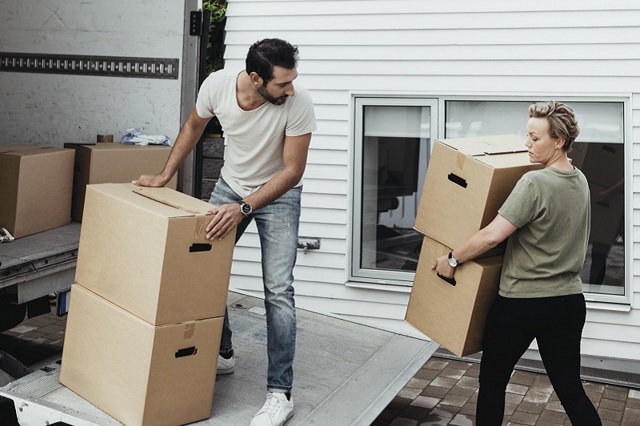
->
xmin=189 ymin=243 xmax=212 ymax=253
xmin=437 ymin=273 xmax=457 ymax=286
xmin=448 ymin=173 xmax=468 ymax=188
xmin=175 ymin=346 xmax=198 ymax=358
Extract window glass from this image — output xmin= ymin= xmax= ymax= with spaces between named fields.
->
xmin=353 ymin=100 xmax=435 ymax=283
xmin=445 ymin=100 xmax=626 ymax=297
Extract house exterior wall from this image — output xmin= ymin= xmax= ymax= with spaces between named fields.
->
xmin=220 ymin=0 xmax=640 ymax=371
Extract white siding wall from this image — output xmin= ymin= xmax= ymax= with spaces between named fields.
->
xmin=222 ymin=0 xmax=640 ymax=364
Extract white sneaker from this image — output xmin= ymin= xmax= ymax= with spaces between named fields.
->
xmin=250 ymin=392 xmax=293 ymax=426
xmin=217 ymin=353 xmax=235 ymax=375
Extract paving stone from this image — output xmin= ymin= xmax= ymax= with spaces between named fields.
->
xmin=447 ymin=384 xmax=476 ymax=398
xmin=449 ymin=413 xmax=474 ymax=426
xmin=510 ymin=370 xmax=538 ymax=386
xmin=8 ymin=325 xmax=37 ymax=334
xmin=406 ymin=377 xmax=432 ymax=389
xmin=440 ymin=366 xmax=465 ymax=380
xmin=421 ymin=385 xmax=449 ymax=399
xmin=415 ymin=368 xmax=440 ymax=381
xmin=508 ymin=409 xmax=539 ymax=425
xmin=621 ymin=407 xmax=640 ymax=426
xmin=400 ymin=404 xmax=433 ymax=420
xmin=390 ymin=417 xmax=420 ymax=426
xmin=389 ymin=396 xmax=414 ymax=410
xmin=464 ymin=364 xmax=480 ymax=378
xmin=598 ymin=407 xmax=624 ymax=422
xmin=506 ymin=383 xmax=529 ymax=395
xmin=603 ymin=385 xmax=629 ymax=401
xmin=505 ymin=392 xmax=525 ymax=405
xmin=456 ymin=376 xmax=478 ymax=389
xmin=523 ymin=390 xmax=551 ymax=404
xmin=458 ymin=402 xmax=476 ymax=416
xmin=629 ymin=389 xmax=640 ymax=399
xmin=410 ymin=396 xmax=440 ymax=410
xmin=538 ymin=408 xmax=568 ymax=424
xmin=544 ymin=400 xmax=565 ymax=413
xmin=584 ymin=381 xmax=606 ymax=393
xmin=433 ymin=402 xmax=460 ymax=417
xmin=431 ymin=376 xmax=458 ymax=389
xmin=398 ymin=387 xmax=424 ymax=400
xmin=599 ymin=397 xmax=626 ymax=412
xmin=439 ymin=393 xmax=468 ymax=408
xmin=425 ymin=359 xmax=450 ymax=371
xmin=516 ymin=400 xmax=545 ymax=415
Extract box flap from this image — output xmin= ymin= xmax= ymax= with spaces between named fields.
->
xmin=439 ymin=135 xmax=527 ymax=156
xmin=0 ymin=144 xmax=49 ymax=154
xmin=131 ymin=186 xmax=211 ymax=215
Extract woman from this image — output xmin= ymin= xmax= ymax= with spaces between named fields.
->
xmin=433 ymin=101 xmax=601 ymax=425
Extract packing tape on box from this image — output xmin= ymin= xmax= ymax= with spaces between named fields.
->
xmin=184 ymin=322 xmax=195 ymax=339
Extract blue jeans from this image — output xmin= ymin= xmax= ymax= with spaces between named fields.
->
xmin=477 ymin=294 xmax=601 ymax=426
xmin=209 ymin=177 xmax=299 ymax=392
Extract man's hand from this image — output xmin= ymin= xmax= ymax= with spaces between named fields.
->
xmin=206 ymin=203 xmax=244 ymax=240
xmin=132 ymin=174 xmax=170 ymax=188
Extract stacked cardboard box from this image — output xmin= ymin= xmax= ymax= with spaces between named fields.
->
xmin=406 ymin=135 xmax=542 ymax=356
xmin=0 ymin=145 xmax=75 ymax=238
xmin=64 ymin=143 xmax=176 ymax=221
xmin=60 ymin=183 xmax=235 ymax=426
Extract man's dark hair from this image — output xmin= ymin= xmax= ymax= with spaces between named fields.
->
xmin=246 ymin=38 xmax=299 ymax=83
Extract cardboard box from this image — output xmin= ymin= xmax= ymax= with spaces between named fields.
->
xmin=64 ymin=143 xmax=176 ymax=221
xmin=60 ymin=284 xmax=222 ymax=426
xmin=580 ymin=142 xmax=624 ymax=188
xmin=75 ymin=183 xmax=235 ymax=325
xmin=414 ymin=135 xmax=542 ymax=255
xmin=0 ymin=145 xmax=74 ymax=238
xmin=589 ymin=182 xmax=624 ymax=245
xmin=405 ymin=236 xmax=503 ymax=357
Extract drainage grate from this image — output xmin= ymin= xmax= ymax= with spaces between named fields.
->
xmin=0 ymin=52 xmax=179 ymax=79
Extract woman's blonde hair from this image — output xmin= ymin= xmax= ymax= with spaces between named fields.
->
xmin=528 ymin=101 xmax=580 ymax=152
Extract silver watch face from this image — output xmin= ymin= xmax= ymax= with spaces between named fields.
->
xmin=448 ymin=257 xmax=458 ymax=267
xmin=240 ymin=202 xmax=252 ymax=215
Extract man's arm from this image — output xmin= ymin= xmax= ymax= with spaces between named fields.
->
xmin=133 ymin=107 xmax=211 ymax=187
xmin=205 ymin=132 xmax=312 ymax=240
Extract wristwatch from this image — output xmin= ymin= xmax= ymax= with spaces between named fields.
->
xmin=238 ymin=201 xmax=252 ymax=217
xmin=448 ymin=251 xmax=460 ymax=268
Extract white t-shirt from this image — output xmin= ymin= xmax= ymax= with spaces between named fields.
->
xmin=195 ymin=69 xmax=317 ymax=197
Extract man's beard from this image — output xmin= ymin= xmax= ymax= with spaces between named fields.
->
xmin=258 ymin=84 xmax=287 ymax=105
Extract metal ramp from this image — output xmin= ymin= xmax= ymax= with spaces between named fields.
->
xmin=1 ymin=292 xmax=438 ymax=426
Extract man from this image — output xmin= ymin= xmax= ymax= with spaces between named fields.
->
xmin=134 ymin=38 xmax=316 ymax=426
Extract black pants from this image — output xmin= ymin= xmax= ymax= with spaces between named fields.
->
xmin=476 ymin=294 xmax=601 ymax=426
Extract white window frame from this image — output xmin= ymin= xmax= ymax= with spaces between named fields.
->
xmin=348 ymin=93 xmax=631 ymax=306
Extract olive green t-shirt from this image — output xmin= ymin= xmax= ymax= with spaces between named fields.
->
xmin=497 ymin=167 xmax=591 ymax=298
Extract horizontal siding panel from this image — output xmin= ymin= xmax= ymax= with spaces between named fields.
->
xmin=304 ymin=163 xmax=348 ymax=180
xmin=581 ymin=339 xmax=640 ymax=361
xmin=302 ymin=60 xmax=640 ymax=77
xmin=310 ymin=134 xmax=349 ymax=151
xmin=300 ymin=207 xmax=347 ymax=225
xmin=306 ymin=89 xmax=350 ymax=105
xmin=300 ymin=221 xmax=346 ymax=239
xmin=226 ymin=11 xmax=640 ymax=31
xmin=301 ymin=192 xmax=347 ymax=209
xmin=302 ymin=178 xmax=348 ymax=195
xmin=238 ymin=233 xmax=347 ymax=254
xmin=295 ymin=280 xmax=411 ymax=306
xmin=230 ymin=263 xmax=347 ymax=285
xmin=296 ymin=75 xmax=640 ymax=94
xmin=307 ymin=148 xmax=347 ymax=165
xmin=227 ymin=0 xmax=636 ymax=15
xmin=313 ymin=104 xmax=349 ymax=121
xmin=223 ymin=27 xmax=640 ymax=47
xmin=231 ymin=44 xmax=640 ymax=61
xmin=234 ymin=246 xmax=347 ymax=269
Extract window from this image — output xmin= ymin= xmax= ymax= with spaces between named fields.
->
xmin=445 ymin=100 xmax=626 ymax=299
xmin=351 ymin=96 xmax=627 ymax=301
xmin=352 ymin=98 xmax=437 ymax=284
